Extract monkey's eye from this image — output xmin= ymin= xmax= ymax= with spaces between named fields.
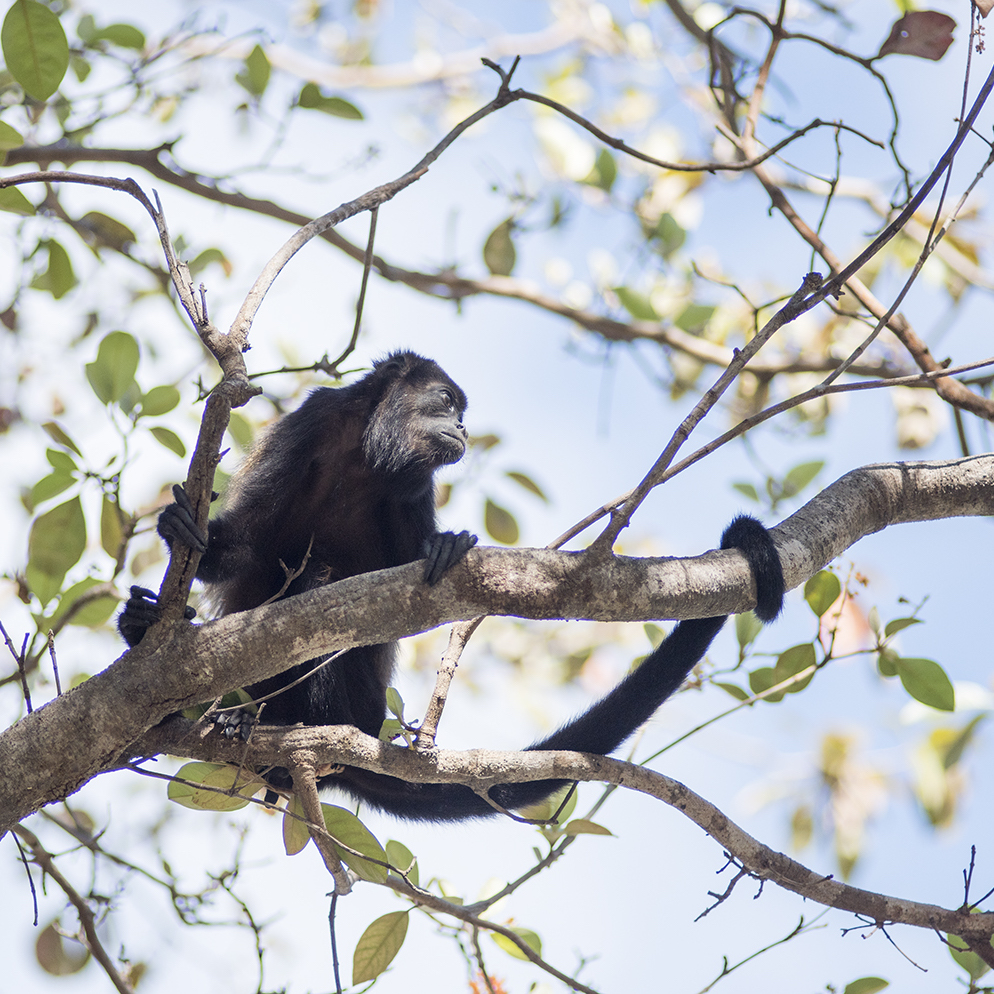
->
xmin=439 ymin=389 xmax=455 ymax=410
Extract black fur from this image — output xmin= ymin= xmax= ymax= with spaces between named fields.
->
xmin=119 ymin=352 xmax=784 ymax=821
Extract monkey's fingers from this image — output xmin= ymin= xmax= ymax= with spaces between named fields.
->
xmin=423 ymin=530 xmax=478 ymax=585
xmin=157 ymin=486 xmax=209 ymax=553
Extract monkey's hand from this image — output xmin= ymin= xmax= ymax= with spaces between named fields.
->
xmin=157 ymin=484 xmax=209 ymax=553
xmin=117 ymin=585 xmax=197 ymax=647
xmin=215 ymin=709 xmax=255 ymax=742
xmin=423 ymin=530 xmax=478 ymax=585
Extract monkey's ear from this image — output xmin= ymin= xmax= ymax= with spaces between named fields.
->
xmin=423 ymin=530 xmax=478 ymax=585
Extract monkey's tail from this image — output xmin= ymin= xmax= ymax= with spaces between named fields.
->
xmin=330 ymin=516 xmax=783 ymax=822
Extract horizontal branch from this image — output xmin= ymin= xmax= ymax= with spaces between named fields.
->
xmin=0 ymin=455 xmax=991 ymax=833
xmin=136 ymin=719 xmax=994 ymax=943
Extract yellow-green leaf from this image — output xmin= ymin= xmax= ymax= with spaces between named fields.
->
xmin=282 ymin=793 xmax=310 ymax=855
xmin=844 ymin=977 xmax=889 ymax=994
xmin=297 ymin=82 xmax=363 ymax=118
xmin=47 ymin=576 xmax=116 ymax=629
xmin=748 ymin=666 xmax=785 ymax=703
xmin=484 ymin=498 xmax=518 ymax=544
xmin=773 ymin=643 xmax=816 ymax=693
xmin=0 ymin=185 xmax=34 ymax=214
xmin=168 ymin=762 xmax=264 ymax=811
xmin=492 ymin=927 xmax=542 ymax=961
xmin=321 ymin=804 xmax=388 ymax=883
xmin=85 ymin=331 xmax=139 ymax=404
xmin=138 ymin=385 xmax=180 ymax=418
xmin=31 ymin=240 xmax=77 ymax=298
xmin=235 ymin=43 xmax=270 ymax=97
xmin=483 ymin=218 xmax=516 ymax=276
xmin=27 ymin=496 xmax=86 ymax=603
xmin=385 ymin=839 xmax=419 ymax=886
xmin=804 ymin=570 xmax=841 ymax=617
xmin=100 ymin=495 xmax=125 ymax=558
xmin=352 ymin=911 xmax=409 ymax=984
xmin=149 ymin=426 xmax=186 ymax=457
xmin=564 ymin=819 xmax=612 ymax=836
xmin=41 ymin=421 xmax=81 ymax=455
xmin=2 ymin=0 xmax=69 ymax=101
xmin=506 ymin=470 xmax=548 ymax=501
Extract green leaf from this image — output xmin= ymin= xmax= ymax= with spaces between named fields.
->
xmin=168 ymin=762 xmax=264 ymax=811
xmin=42 ymin=421 xmax=81 ymax=455
xmin=884 ymin=616 xmax=922 ymax=638
xmin=804 ymin=570 xmax=841 ymax=617
xmin=27 ymin=496 xmax=86 ymax=603
xmin=79 ymin=211 xmax=136 ymax=252
xmin=46 ymin=576 xmax=116 ymax=629
xmin=652 ymin=212 xmax=685 ymax=258
xmin=385 ymin=686 xmax=404 ymax=719
xmin=483 ymin=218 xmax=516 ymax=276
xmin=877 ymin=647 xmax=899 ymax=678
xmin=484 ymin=498 xmax=519 ymax=544
xmin=85 ymin=331 xmax=139 ymax=404
xmin=189 ymin=247 xmax=233 ymax=277
xmin=674 ymin=303 xmax=715 ymax=333
xmin=734 ymin=610 xmax=762 ymax=649
xmin=321 ymin=804 xmax=388 ymax=883
xmin=138 ymin=384 xmax=180 ymax=418
xmin=0 ymin=185 xmax=34 ymax=214
xmin=27 ymin=470 xmax=74 ymax=509
xmin=235 ymin=43 xmax=270 ymax=97
xmin=91 ymin=23 xmax=145 ymax=49
xmin=643 ymin=622 xmax=665 ymax=648
xmin=564 ymin=818 xmax=612 ymax=836
xmin=613 ymin=285 xmax=658 ymax=321
xmin=731 ymin=481 xmax=759 ymax=502
xmin=506 ymin=470 xmax=547 ymax=501
xmin=844 ymin=978 xmax=890 ymax=994
xmin=773 ymin=643 xmax=816 ymax=693
xmin=282 ymin=794 xmax=310 ymax=855
xmin=492 ymin=927 xmax=542 ymax=961
xmin=30 ymin=240 xmax=77 ymax=298
xmin=948 ymin=935 xmax=991 ymax=981
xmin=1 ymin=0 xmax=69 ymax=100
xmin=46 ymin=448 xmax=75 ymax=473
xmin=585 ymin=147 xmax=616 ymax=192
xmin=897 ymin=657 xmax=955 ymax=711
xmin=352 ymin=911 xmax=409 ymax=984
xmin=149 ymin=426 xmax=186 ymax=457
xmin=0 ymin=118 xmax=23 ymax=151
xmin=378 ymin=718 xmax=404 ymax=741
xmin=942 ymin=714 xmax=985 ymax=769
xmin=715 ymin=681 xmax=750 ymax=701
xmin=297 ymin=82 xmax=363 ymax=118
xmin=748 ymin=666 xmax=785 ymax=703
xmin=519 ymin=785 xmax=577 ymax=825
xmin=100 ymin=495 xmax=125 ymax=558
xmin=385 ymin=839 xmax=419 ymax=886
xmin=782 ymin=460 xmax=824 ymax=498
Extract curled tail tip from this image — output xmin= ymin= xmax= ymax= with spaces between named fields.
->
xmin=721 ymin=514 xmax=785 ymax=624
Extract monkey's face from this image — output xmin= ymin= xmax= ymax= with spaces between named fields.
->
xmin=416 ymin=381 xmax=468 ymax=467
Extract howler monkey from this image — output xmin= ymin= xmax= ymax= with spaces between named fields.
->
xmin=120 ymin=351 xmax=784 ymax=822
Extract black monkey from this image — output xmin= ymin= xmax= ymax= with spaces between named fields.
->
xmin=120 ymin=351 xmax=784 ymax=822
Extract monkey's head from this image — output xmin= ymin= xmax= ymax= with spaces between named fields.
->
xmin=363 ymin=352 xmax=468 ymax=476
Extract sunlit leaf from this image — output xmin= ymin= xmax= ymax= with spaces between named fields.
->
xmin=506 ymin=470 xmax=548 ymax=501
xmin=235 ymin=43 xmax=270 ymax=97
xmin=804 ymin=570 xmax=841 ymax=617
xmin=734 ymin=610 xmax=762 ymax=649
xmin=385 ymin=839 xmax=419 ymax=886
xmin=352 ymin=911 xmax=409 ymax=984
xmin=85 ymin=331 xmax=139 ymax=404
xmin=30 ymin=240 xmax=77 ymax=299
xmin=0 ymin=185 xmax=34 ymax=214
xmin=715 ymin=681 xmax=749 ymax=701
xmin=782 ymin=460 xmax=824 ymax=498
xmin=168 ymin=762 xmax=264 ymax=811
xmin=483 ymin=218 xmax=516 ymax=276
xmin=613 ymin=285 xmax=658 ymax=321
xmin=492 ymin=927 xmax=542 ymax=961
xmin=843 ymin=978 xmax=889 ymax=994
xmin=149 ymin=426 xmax=186 ymax=457
xmin=47 ymin=576 xmax=116 ymax=628
xmin=564 ymin=819 xmax=612 ymax=836
xmin=79 ymin=211 xmax=136 ymax=252
xmin=2 ymin=0 xmax=69 ymax=100
xmin=731 ymin=481 xmax=759 ymax=502
xmin=773 ymin=642 xmax=816 ymax=693
xmin=138 ymin=384 xmax=180 ymax=418
xmin=748 ymin=666 xmax=785 ymax=703
xmin=27 ymin=496 xmax=85 ymax=602
xmin=189 ymin=247 xmax=233 ymax=277
xmin=41 ymin=421 xmax=81 ymax=455
xmin=91 ymin=23 xmax=145 ymax=49
xmin=282 ymin=793 xmax=310 ymax=855
xmin=321 ymin=804 xmax=388 ymax=883
xmin=897 ymin=657 xmax=955 ymax=711
xmin=297 ymin=82 xmax=363 ymax=118
xmin=484 ymin=498 xmax=518 ymax=544
xmin=100 ymin=495 xmax=125 ymax=558
xmin=674 ymin=303 xmax=715 ymax=332
xmin=948 ymin=934 xmax=991 ymax=981
xmin=883 ymin=616 xmax=922 ymax=638
xmin=385 ymin=686 xmax=404 ymax=719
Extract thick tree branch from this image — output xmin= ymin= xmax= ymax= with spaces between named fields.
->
xmin=1 ymin=456 xmax=991 ymax=834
